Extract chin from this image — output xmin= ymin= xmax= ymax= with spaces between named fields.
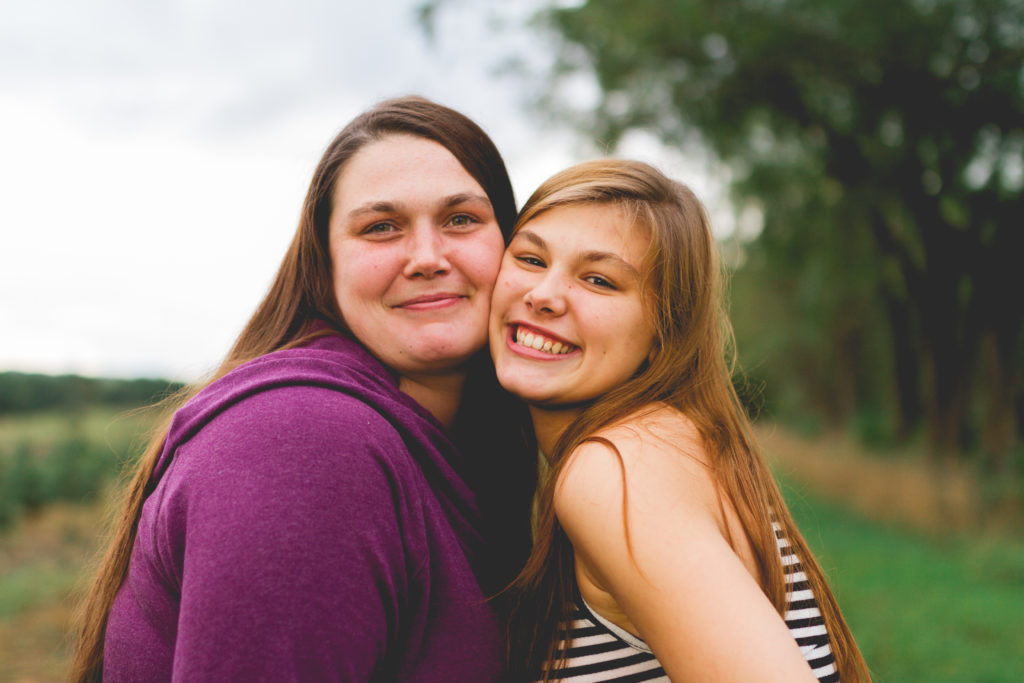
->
xmin=498 ymin=380 xmax=558 ymax=405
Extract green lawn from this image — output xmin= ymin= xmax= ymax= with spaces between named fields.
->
xmin=782 ymin=477 xmax=1024 ymax=683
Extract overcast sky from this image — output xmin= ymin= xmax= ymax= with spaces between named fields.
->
xmin=1 ymin=0 xmax=734 ymax=382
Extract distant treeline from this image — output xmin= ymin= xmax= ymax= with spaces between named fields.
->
xmin=0 ymin=372 xmax=186 ymax=414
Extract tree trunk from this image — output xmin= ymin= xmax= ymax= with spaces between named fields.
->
xmin=980 ymin=327 xmax=1021 ymax=474
xmin=879 ymin=286 xmax=923 ymax=439
xmin=913 ymin=236 xmax=974 ymax=461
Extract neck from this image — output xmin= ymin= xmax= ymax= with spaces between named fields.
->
xmin=529 ymin=405 xmax=584 ymax=460
xmin=399 ymin=371 xmax=467 ymax=429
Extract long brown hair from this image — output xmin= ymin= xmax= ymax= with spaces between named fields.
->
xmin=505 ymin=160 xmax=870 ymax=682
xmin=70 ymin=96 xmax=528 ymax=682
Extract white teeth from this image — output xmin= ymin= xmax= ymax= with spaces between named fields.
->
xmin=513 ymin=327 xmax=574 ymax=355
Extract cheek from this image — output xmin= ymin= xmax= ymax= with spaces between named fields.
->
xmin=460 ymin=229 xmax=505 ymax=287
xmin=597 ymin=303 xmax=650 ymax=349
xmin=332 ymin=247 xmax=393 ymax=306
xmin=622 ymin=310 xmax=656 ymax=362
xmin=490 ymin=262 xmax=531 ymax=305
xmin=489 ymin=276 xmax=516 ymax=314
xmin=489 ymin=274 xmax=534 ymax=331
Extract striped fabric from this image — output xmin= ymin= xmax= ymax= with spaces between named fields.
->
xmin=776 ymin=522 xmax=839 ymax=682
xmin=544 ymin=601 xmax=669 ymax=682
xmin=538 ymin=524 xmax=839 ymax=682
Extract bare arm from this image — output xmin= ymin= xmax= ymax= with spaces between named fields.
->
xmin=554 ymin=419 xmax=817 ymax=682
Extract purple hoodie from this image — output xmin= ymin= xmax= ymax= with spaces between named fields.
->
xmin=103 ymin=334 xmax=506 ymax=681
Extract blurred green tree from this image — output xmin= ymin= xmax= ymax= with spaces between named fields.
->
xmin=479 ymin=0 xmax=1023 ymax=467
xmin=0 ymin=373 xmax=183 ymax=414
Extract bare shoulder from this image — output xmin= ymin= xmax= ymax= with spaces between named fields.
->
xmin=553 ymin=404 xmax=720 ymax=541
xmin=598 ymin=403 xmax=706 ymax=464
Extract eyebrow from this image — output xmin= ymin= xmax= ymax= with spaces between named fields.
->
xmin=345 ymin=193 xmax=492 ymax=220
xmin=513 ymin=229 xmax=641 ymax=278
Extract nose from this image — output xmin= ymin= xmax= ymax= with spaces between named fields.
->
xmin=524 ymin=271 xmax=568 ymax=316
xmin=403 ymin=223 xmax=451 ymax=279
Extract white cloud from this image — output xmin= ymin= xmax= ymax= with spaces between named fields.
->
xmin=0 ymin=0 xmax=579 ymax=380
xmin=0 ymin=0 xmax=729 ymax=381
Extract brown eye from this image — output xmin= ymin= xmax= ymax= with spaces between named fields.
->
xmin=449 ymin=214 xmax=475 ymax=228
xmin=516 ymin=255 xmax=545 ymax=267
xmin=584 ymin=275 xmax=616 ymax=289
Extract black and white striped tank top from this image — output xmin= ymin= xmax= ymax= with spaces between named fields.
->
xmin=539 ymin=523 xmax=839 ymax=682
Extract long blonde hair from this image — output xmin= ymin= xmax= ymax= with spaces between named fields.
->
xmin=505 ymin=160 xmax=870 ymax=682
xmin=69 ymin=96 xmax=532 ymax=683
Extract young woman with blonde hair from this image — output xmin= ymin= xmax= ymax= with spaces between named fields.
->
xmin=491 ymin=159 xmax=870 ymax=681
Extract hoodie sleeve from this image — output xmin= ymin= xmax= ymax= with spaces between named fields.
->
xmin=151 ymin=384 xmax=428 ymax=682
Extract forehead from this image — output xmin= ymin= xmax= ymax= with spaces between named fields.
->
xmin=332 ymin=134 xmax=483 ymax=209
xmin=515 ymin=203 xmax=650 ymax=265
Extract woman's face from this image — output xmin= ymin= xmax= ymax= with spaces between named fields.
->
xmin=489 ymin=203 xmax=656 ymax=406
xmin=329 ymin=134 xmax=505 ymax=378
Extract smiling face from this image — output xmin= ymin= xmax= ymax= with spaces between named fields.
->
xmin=329 ymin=134 xmax=505 ymax=379
xmin=489 ymin=203 xmax=657 ymax=407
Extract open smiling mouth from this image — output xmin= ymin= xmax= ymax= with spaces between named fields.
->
xmin=512 ymin=325 xmax=578 ymax=355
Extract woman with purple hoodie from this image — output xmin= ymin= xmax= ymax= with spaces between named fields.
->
xmin=71 ymin=96 xmax=536 ymax=682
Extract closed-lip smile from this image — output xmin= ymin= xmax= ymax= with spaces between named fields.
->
xmin=394 ymin=292 xmax=465 ymax=310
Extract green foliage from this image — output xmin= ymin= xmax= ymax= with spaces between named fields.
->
xmin=0 ymin=460 xmax=17 ymax=528
xmin=0 ymin=439 xmax=124 ymax=527
xmin=0 ymin=408 xmax=156 ymax=529
xmin=0 ymin=372 xmax=183 ymax=415
xmin=4 ymin=444 xmax=48 ymax=511
xmin=729 ymin=217 xmax=895 ymax=434
xmin=527 ymin=0 xmax=1024 ymax=466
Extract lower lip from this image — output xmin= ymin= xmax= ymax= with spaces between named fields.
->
xmin=398 ymin=296 xmax=463 ymax=311
xmin=505 ymin=326 xmax=577 ymax=360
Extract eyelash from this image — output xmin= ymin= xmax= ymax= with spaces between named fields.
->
xmin=515 ymin=255 xmax=618 ymax=290
xmin=515 ymin=255 xmax=545 ymax=267
xmin=448 ymin=213 xmax=477 ymax=229
xmin=362 ymin=222 xmax=397 ymax=235
xmin=361 ymin=213 xmax=478 ymax=236
xmin=585 ymin=275 xmax=616 ymax=289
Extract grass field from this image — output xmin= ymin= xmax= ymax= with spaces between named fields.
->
xmin=0 ymin=501 xmax=106 ymax=682
xmin=0 ymin=405 xmax=161 ymax=454
xmin=0 ymin=407 xmax=158 ymax=680
xmin=0 ymin=410 xmax=1022 ymax=681
xmin=783 ymin=476 xmax=1024 ymax=682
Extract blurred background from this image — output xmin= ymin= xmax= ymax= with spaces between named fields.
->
xmin=1 ymin=0 xmax=1022 ymax=680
